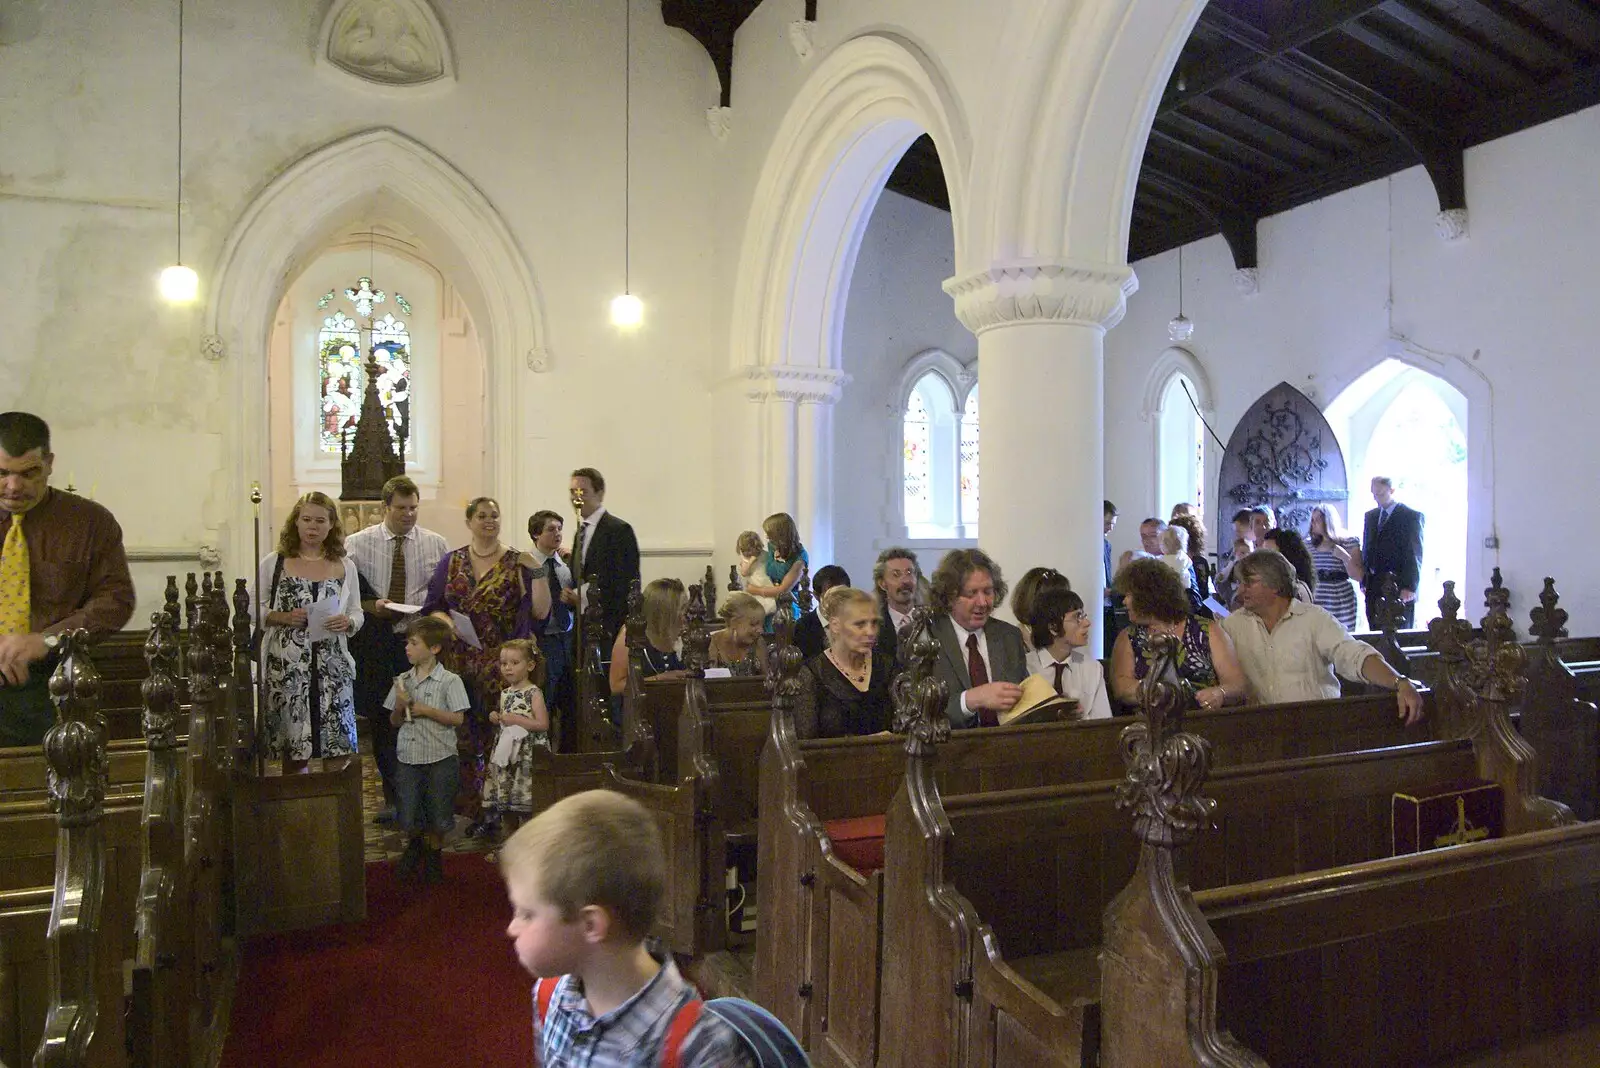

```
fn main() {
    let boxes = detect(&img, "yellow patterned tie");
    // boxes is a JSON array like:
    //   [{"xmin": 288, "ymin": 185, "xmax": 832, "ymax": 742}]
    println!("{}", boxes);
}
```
[{"xmin": 0, "ymin": 520, "xmax": 29, "ymax": 636}]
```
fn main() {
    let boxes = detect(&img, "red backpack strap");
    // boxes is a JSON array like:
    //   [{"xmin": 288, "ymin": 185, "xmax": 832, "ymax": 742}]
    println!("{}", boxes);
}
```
[
  {"xmin": 534, "ymin": 976, "xmax": 561, "ymax": 1026},
  {"xmin": 660, "ymin": 998, "xmax": 704, "ymax": 1068}
]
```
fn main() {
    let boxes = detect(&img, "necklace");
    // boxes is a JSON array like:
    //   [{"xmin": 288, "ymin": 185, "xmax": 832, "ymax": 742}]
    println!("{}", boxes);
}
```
[
  {"xmin": 828, "ymin": 649, "xmax": 870, "ymax": 685},
  {"xmin": 469, "ymin": 542, "xmax": 502, "ymax": 560}
]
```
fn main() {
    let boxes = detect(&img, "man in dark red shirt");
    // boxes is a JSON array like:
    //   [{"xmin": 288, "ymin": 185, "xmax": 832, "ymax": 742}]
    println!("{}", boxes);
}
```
[{"xmin": 0, "ymin": 412, "xmax": 135, "ymax": 745}]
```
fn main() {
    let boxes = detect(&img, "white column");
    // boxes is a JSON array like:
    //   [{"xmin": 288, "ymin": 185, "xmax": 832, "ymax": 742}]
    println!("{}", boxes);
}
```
[
  {"xmin": 945, "ymin": 261, "xmax": 1137, "ymax": 655},
  {"xmin": 745, "ymin": 364, "xmax": 848, "ymax": 552},
  {"xmin": 796, "ymin": 398, "xmax": 835, "ymax": 567}
]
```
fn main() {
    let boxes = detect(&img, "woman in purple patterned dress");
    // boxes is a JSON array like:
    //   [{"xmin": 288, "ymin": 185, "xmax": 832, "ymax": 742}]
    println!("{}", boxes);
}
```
[{"xmin": 424, "ymin": 497, "xmax": 550, "ymax": 831}]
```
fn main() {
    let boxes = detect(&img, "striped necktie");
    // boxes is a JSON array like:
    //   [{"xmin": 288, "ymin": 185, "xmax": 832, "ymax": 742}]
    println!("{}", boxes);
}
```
[
  {"xmin": 387, "ymin": 535, "xmax": 408, "ymax": 603},
  {"xmin": 0, "ymin": 520, "xmax": 30, "ymax": 636}
]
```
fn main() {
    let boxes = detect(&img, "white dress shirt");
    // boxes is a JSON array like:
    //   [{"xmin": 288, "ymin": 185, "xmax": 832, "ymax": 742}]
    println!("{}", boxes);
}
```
[
  {"xmin": 955, "ymin": 620, "xmax": 991, "ymax": 720},
  {"xmin": 1025, "ymin": 646, "xmax": 1112, "ymax": 720},
  {"xmin": 886, "ymin": 604, "xmax": 913, "ymax": 635},
  {"xmin": 345, "ymin": 522, "xmax": 450, "ymax": 634},
  {"xmin": 575, "ymin": 506, "xmax": 607, "ymax": 611},
  {"xmin": 1220, "ymin": 599, "xmax": 1381, "ymax": 704}
]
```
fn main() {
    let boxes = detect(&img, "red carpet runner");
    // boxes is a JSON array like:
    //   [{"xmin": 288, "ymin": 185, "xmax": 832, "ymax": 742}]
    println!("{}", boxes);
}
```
[{"xmin": 221, "ymin": 853, "xmax": 533, "ymax": 1067}]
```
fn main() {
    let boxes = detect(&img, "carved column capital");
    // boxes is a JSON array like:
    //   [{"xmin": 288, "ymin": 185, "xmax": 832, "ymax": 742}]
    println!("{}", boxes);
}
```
[
  {"xmin": 745, "ymin": 364, "xmax": 849, "ymax": 404},
  {"xmin": 943, "ymin": 258, "xmax": 1137, "ymax": 335}
]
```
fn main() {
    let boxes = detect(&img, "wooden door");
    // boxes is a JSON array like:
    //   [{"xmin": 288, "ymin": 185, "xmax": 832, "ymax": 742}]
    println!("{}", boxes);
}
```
[{"xmin": 1217, "ymin": 382, "xmax": 1349, "ymax": 538}]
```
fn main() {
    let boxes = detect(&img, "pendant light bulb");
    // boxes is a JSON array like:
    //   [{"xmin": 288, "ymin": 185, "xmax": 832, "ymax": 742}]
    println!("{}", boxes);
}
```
[
  {"xmin": 160, "ymin": 264, "xmax": 199, "ymax": 304},
  {"xmin": 1167, "ymin": 243, "xmax": 1193, "ymax": 342},
  {"xmin": 610, "ymin": 292, "xmax": 644, "ymax": 329}
]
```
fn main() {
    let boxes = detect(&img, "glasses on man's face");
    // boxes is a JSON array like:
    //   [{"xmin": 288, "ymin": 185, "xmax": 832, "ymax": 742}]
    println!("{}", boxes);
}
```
[{"xmin": 1065, "ymin": 611, "xmax": 1090, "ymax": 625}]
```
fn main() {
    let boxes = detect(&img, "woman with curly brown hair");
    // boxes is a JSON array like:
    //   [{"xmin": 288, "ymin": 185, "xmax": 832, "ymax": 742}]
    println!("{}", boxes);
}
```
[
  {"xmin": 1109, "ymin": 557, "xmax": 1246, "ymax": 713},
  {"xmin": 257, "ymin": 491, "xmax": 365, "ymax": 773}
]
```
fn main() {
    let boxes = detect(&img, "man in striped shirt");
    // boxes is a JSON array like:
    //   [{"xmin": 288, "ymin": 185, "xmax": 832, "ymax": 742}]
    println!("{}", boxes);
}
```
[{"xmin": 346, "ymin": 476, "xmax": 449, "ymax": 823}]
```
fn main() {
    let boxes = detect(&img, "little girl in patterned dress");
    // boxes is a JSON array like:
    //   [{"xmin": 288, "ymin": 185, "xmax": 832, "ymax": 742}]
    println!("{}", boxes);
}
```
[{"xmin": 482, "ymin": 639, "xmax": 550, "ymax": 841}]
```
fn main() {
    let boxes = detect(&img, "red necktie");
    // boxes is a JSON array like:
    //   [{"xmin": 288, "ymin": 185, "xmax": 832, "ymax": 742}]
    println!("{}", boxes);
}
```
[
  {"xmin": 1052, "ymin": 661, "xmax": 1067, "ymax": 697},
  {"xmin": 967, "ymin": 633, "xmax": 996, "ymax": 727}
]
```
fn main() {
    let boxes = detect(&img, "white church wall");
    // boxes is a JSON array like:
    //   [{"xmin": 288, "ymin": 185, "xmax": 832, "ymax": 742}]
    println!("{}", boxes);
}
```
[
  {"xmin": 1104, "ymin": 103, "xmax": 1600, "ymax": 632},
  {"xmin": 0, "ymin": 0, "xmax": 728, "ymax": 616},
  {"xmin": 833, "ymin": 190, "xmax": 974, "ymax": 587}
]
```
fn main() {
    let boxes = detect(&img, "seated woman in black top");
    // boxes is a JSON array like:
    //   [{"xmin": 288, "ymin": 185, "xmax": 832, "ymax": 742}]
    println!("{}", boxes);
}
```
[
  {"xmin": 794, "ymin": 586, "xmax": 897, "ymax": 739},
  {"xmin": 607, "ymin": 577, "xmax": 688, "ymax": 694}
]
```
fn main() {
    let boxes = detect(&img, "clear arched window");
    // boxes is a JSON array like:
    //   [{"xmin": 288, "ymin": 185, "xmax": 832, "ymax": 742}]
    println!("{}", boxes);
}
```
[
  {"xmin": 1157, "ymin": 373, "xmax": 1203, "ymax": 519},
  {"xmin": 959, "ymin": 385, "xmax": 979, "ymax": 531}
]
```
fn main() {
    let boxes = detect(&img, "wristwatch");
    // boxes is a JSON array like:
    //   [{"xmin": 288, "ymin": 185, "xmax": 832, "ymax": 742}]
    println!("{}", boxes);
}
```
[{"xmin": 1393, "ymin": 675, "xmax": 1416, "ymax": 690}]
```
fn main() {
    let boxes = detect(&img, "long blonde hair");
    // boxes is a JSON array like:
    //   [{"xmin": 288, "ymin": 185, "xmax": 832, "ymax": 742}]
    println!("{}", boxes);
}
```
[
  {"xmin": 641, "ymin": 578, "xmax": 687, "ymax": 651},
  {"xmin": 275, "ymin": 492, "xmax": 346, "ymax": 559}
]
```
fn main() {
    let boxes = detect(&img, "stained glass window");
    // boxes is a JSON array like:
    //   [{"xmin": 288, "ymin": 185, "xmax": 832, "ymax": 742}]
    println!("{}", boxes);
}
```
[
  {"xmin": 903, "ymin": 387, "xmax": 932, "ymax": 527},
  {"xmin": 959, "ymin": 386, "xmax": 980, "ymax": 528},
  {"xmin": 317, "ymin": 310, "xmax": 413, "ymax": 456}
]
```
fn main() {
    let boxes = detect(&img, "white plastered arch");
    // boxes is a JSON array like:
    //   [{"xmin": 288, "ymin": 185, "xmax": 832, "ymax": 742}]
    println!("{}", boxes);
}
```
[
  {"xmin": 1140, "ymin": 345, "xmax": 1215, "ymax": 518},
  {"xmin": 968, "ymin": 0, "xmax": 1205, "ymax": 268},
  {"xmin": 728, "ymin": 32, "xmax": 971, "ymax": 376},
  {"xmin": 205, "ymin": 127, "xmax": 550, "ymax": 568}
]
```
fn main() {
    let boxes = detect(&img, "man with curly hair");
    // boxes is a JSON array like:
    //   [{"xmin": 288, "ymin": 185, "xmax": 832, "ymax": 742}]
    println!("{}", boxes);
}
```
[{"xmin": 927, "ymin": 548, "xmax": 1027, "ymax": 728}]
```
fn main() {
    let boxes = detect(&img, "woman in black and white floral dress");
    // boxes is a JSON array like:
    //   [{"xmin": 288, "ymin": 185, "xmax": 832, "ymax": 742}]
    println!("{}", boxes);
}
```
[{"xmin": 257, "ymin": 491, "xmax": 364, "ymax": 772}]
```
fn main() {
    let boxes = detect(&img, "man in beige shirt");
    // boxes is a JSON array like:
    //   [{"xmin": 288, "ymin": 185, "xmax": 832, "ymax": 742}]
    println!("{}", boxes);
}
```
[{"xmin": 1220, "ymin": 549, "xmax": 1423, "ymax": 725}]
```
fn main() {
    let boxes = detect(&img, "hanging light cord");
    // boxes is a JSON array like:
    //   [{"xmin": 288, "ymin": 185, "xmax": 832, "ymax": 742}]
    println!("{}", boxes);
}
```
[
  {"xmin": 175, "ymin": 0, "xmax": 185, "ymax": 265},
  {"xmin": 623, "ymin": 0, "xmax": 631, "ymax": 294}
]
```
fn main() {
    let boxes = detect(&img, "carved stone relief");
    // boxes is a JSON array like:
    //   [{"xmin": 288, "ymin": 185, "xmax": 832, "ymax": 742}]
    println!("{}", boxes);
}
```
[{"xmin": 320, "ymin": 0, "xmax": 454, "ymax": 91}]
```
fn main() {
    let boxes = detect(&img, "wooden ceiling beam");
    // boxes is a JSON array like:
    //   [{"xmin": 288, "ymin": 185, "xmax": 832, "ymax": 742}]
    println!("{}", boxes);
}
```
[
  {"xmin": 1227, "ymin": 76, "xmax": 1367, "ymax": 152},
  {"xmin": 659, "ymin": 0, "xmax": 762, "ymax": 108},
  {"xmin": 1186, "ymin": 96, "xmax": 1337, "ymax": 166},
  {"xmin": 1144, "ymin": 128, "xmax": 1257, "ymax": 187},
  {"xmin": 1449, "ymin": 0, "xmax": 1590, "ymax": 66},
  {"xmin": 1140, "ymin": 169, "xmax": 1260, "ymax": 270},
  {"xmin": 1338, "ymin": 21, "xmax": 1486, "ymax": 99},
  {"xmin": 1380, "ymin": 1, "xmax": 1535, "ymax": 89},
  {"xmin": 1163, "ymin": 1, "xmax": 1393, "ymax": 112},
  {"xmin": 1162, "ymin": 110, "xmax": 1308, "ymax": 175}
]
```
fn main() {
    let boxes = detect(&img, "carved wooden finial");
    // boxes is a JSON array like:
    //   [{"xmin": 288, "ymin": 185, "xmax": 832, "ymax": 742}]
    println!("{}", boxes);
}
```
[
  {"xmin": 702, "ymin": 565, "xmax": 718, "ymax": 622},
  {"xmin": 892, "ymin": 607, "xmax": 948, "ymax": 755},
  {"xmin": 1369, "ymin": 573, "xmax": 1404, "ymax": 639},
  {"xmin": 624, "ymin": 579, "xmax": 645, "ymax": 647},
  {"xmin": 1427, "ymin": 580, "xmax": 1472, "ymax": 659},
  {"xmin": 141, "ymin": 611, "xmax": 181, "ymax": 752},
  {"xmin": 163, "ymin": 575, "xmax": 181, "ymax": 631},
  {"xmin": 233, "ymin": 578, "xmax": 252, "ymax": 656},
  {"xmin": 683, "ymin": 582, "xmax": 711, "ymax": 675},
  {"xmin": 1529, "ymin": 577, "xmax": 1567, "ymax": 645},
  {"xmin": 1115, "ymin": 633, "xmax": 1216, "ymax": 848},
  {"xmin": 794, "ymin": 563, "xmax": 814, "ymax": 618},
  {"xmin": 1461, "ymin": 568, "xmax": 1525, "ymax": 707},
  {"xmin": 44, "ymin": 630, "xmax": 107, "ymax": 826},
  {"xmin": 768, "ymin": 603, "xmax": 807, "ymax": 719},
  {"xmin": 36, "ymin": 629, "xmax": 109, "ymax": 1066},
  {"xmin": 201, "ymin": 571, "xmax": 214, "ymax": 600},
  {"xmin": 728, "ymin": 564, "xmax": 741, "ymax": 593},
  {"xmin": 184, "ymin": 572, "xmax": 200, "ymax": 632}
]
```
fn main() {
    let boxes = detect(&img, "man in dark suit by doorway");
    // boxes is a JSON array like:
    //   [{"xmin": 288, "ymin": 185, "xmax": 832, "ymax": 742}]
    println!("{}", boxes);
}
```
[
  {"xmin": 927, "ymin": 548, "xmax": 1027, "ymax": 728},
  {"xmin": 1361, "ymin": 475, "xmax": 1425, "ymax": 628},
  {"xmin": 566, "ymin": 467, "xmax": 641, "ymax": 663}
]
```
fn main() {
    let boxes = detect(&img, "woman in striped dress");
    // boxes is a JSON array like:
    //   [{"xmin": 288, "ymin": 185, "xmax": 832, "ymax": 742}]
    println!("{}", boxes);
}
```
[{"xmin": 1308, "ymin": 503, "xmax": 1362, "ymax": 630}]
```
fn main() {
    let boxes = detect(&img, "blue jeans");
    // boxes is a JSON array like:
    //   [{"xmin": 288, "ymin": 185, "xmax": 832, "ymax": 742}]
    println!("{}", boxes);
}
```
[{"xmin": 395, "ymin": 755, "xmax": 459, "ymax": 836}]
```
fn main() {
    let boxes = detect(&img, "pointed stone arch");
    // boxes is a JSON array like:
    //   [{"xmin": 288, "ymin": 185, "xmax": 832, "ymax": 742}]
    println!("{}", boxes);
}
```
[{"xmin": 205, "ymin": 126, "xmax": 550, "ymax": 566}]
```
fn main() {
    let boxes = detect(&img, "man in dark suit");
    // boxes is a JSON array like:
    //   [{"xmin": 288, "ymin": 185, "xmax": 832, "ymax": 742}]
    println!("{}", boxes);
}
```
[
  {"xmin": 795, "ymin": 564, "xmax": 849, "ymax": 660},
  {"xmin": 873, "ymin": 546, "xmax": 922, "ymax": 663},
  {"xmin": 567, "ymin": 467, "xmax": 641, "ymax": 662},
  {"xmin": 927, "ymin": 548, "xmax": 1027, "ymax": 728},
  {"xmin": 1361, "ymin": 475, "xmax": 1425, "ymax": 628}
]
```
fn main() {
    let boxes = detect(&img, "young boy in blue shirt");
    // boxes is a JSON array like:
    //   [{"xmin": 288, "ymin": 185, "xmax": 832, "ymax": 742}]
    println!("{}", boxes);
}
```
[{"xmin": 386, "ymin": 615, "xmax": 471, "ymax": 884}]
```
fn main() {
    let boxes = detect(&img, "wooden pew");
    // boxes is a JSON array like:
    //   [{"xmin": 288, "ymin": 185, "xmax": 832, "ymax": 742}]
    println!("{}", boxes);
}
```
[
  {"xmin": 755, "ymin": 604, "xmax": 1437, "ymax": 1061},
  {"xmin": 1523, "ymin": 577, "xmax": 1600, "ymax": 819},
  {"xmin": 0, "ymin": 632, "xmax": 128, "ymax": 1068},
  {"xmin": 608, "ymin": 579, "xmax": 769, "ymax": 957},
  {"xmin": 1100, "ymin": 615, "xmax": 1600, "ymax": 1068}
]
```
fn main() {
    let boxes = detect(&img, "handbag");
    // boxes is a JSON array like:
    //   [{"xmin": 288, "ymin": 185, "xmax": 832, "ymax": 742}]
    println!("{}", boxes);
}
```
[{"xmin": 249, "ymin": 553, "xmax": 286, "ymax": 659}]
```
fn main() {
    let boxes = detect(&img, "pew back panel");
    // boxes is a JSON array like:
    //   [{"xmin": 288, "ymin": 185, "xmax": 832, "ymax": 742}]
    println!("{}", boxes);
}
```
[{"xmin": 1201, "ymin": 821, "xmax": 1600, "ymax": 1067}]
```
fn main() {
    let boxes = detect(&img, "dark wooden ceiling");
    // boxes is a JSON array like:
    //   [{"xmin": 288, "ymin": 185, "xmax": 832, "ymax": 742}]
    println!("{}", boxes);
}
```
[
  {"xmin": 663, "ymin": 1, "xmax": 1600, "ymax": 266},
  {"xmin": 887, "ymin": 0, "xmax": 1600, "ymax": 265}
]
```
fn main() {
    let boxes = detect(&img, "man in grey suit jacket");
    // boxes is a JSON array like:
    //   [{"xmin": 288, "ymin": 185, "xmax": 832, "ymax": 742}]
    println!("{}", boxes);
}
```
[{"xmin": 928, "ymin": 548, "xmax": 1027, "ymax": 728}]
